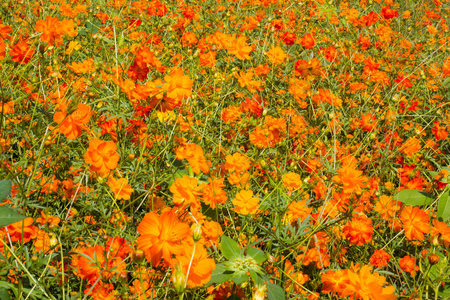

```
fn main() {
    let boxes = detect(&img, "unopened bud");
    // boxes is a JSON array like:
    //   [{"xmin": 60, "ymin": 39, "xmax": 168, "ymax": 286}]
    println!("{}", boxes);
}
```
[
  {"xmin": 132, "ymin": 249, "xmax": 146, "ymax": 264},
  {"xmin": 428, "ymin": 254, "xmax": 439, "ymax": 265},
  {"xmin": 49, "ymin": 235, "xmax": 58, "ymax": 248},
  {"xmin": 253, "ymin": 284, "xmax": 267, "ymax": 300},
  {"xmin": 192, "ymin": 223, "xmax": 202, "ymax": 242},
  {"xmin": 171, "ymin": 264, "xmax": 186, "ymax": 293}
]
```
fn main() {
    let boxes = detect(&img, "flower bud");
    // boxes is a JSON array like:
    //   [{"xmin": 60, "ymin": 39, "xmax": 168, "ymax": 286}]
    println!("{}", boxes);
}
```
[
  {"xmin": 171, "ymin": 264, "xmax": 186, "ymax": 293},
  {"xmin": 192, "ymin": 223, "xmax": 202, "ymax": 242},
  {"xmin": 49, "ymin": 235, "xmax": 58, "ymax": 248},
  {"xmin": 253, "ymin": 284, "xmax": 267, "ymax": 300},
  {"xmin": 132, "ymin": 249, "xmax": 146, "ymax": 264},
  {"xmin": 428, "ymin": 254, "xmax": 439, "ymax": 265}
]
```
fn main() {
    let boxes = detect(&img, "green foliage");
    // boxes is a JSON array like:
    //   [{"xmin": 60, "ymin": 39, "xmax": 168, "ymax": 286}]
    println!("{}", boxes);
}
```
[
  {"xmin": 438, "ymin": 189, "xmax": 450, "ymax": 222},
  {"xmin": 0, "ymin": 180, "xmax": 25, "ymax": 227},
  {"xmin": 208, "ymin": 236, "xmax": 285, "ymax": 300},
  {"xmin": 393, "ymin": 189, "xmax": 435, "ymax": 206}
]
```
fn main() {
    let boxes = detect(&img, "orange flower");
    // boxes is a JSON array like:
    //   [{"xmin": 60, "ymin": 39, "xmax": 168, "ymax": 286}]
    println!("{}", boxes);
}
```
[
  {"xmin": 222, "ymin": 105, "xmax": 242, "ymax": 125},
  {"xmin": 400, "ymin": 206, "xmax": 429, "ymax": 241},
  {"xmin": 284, "ymin": 261, "xmax": 309, "ymax": 294},
  {"xmin": 224, "ymin": 153, "xmax": 251, "ymax": 173},
  {"xmin": 107, "ymin": 177, "xmax": 134, "ymax": 200},
  {"xmin": 59, "ymin": 19, "xmax": 78, "ymax": 38},
  {"xmin": 83, "ymin": 282, "xmax": 115, "ymax": 300},
  {"xmin": 201, "ymin": 178, "xmax": 228, "ymax": 208},
  {"xmin": 6, "ymin": 217, "xmax": 35, "ymax": 243},
  {"xmin": 249, "ymin": 126, "xmax": 273, "ymax": 149},
  {"xmin": 202, "ymin": 220, "xmax": 223, "ymax": 247},
  {"xmin": 347, "ymin": 265, "xmax": 398, "ymax": 300},
  {"xmin": 369, "ymin": 249, "xmax": 391, "ymax": 268},
  {"xmin": 343, "ymin": 216, "xmax": 373, "ymax": 246},
  {"xmin": 399, "ymin": 255, "xmax": 418, "ymax": 276},
  {"xmin": 294, "ymin": 58, "xmax": 323, "ymax": 78},
  {"xmin": 169, "ymin": 175, "xmax": 204, "ymax": 211},
  {"xmin": 54, "ymin": 103, "xmax": 92, "ymax": 140},
  {"xmin": 374, "ymin": 195, "xmax": 401, "ymax": 220},
  {"xmin": 286, "ymin": 200, "xmax": 312, "ymax": 223},
  {"xmin": 431, "ymin": 121, "xmax": 448, "ymax": 141},
  {"xmin": 322, "ymin": 266, "xmax": 397, "ymax": 299},
  {"xmin": 176, "ymin": 244, "xmax": 216, "ymax": 287},
  {"xmin": 33, "ymin": 229, "xmax": 58, "ymax": 253},
  {"xmin": 228, "ymin": 171, "xmax": 251, "ymax": 189},
  {"xmin": 129, "ymin": 267, "xmax": 159, "ymax": 300},
  {"xmin": 235, "ymin": 71, "xmax": 262, "ymax": 93},
  {"xmin": 181, "ymin": 31, "xmax": 198, "ymax": 47},
  {"xmin": 76, "ymin": 245, "xmax": 127, "ymax": 284},
  {"xmin": 163, "ymin": 68, "xmax": 194, "ymax": 102},
  {"xmin": 399, "ymin": 137, "xmax": 422, "ymax": 158},
  {"xmin": 9, "ymin": 41, "xmax": 34, "ymax": 64},
  {"xmin": 282, "ymin": 172, "xmax": 302, "ymax": 192},
  {"xmin": 199, "ymin": 51, "xmax": 217, "ymax": 68},
  {"xmin": 84, "ymin": 139, "xmax": 120, "ymax": 175},
  {"xmin": 288, "ymin": 78, "xmax": 311, "ymax": 102},
  {"xmin": 266, "ymin": 46, "xmax": 287, "ymax": 64},
  {"xmin": 137, "ymin": 209, "xmax": 190, "ymax": 267},
  {"xmin": 36, "ymin": 211, "xmax": 60, "ymax": 228},
  {"xmin": 313, "ymin": 89, "xmax": 342, "ymax": 108},
  {"xmin": 360, "ymin": 112, "xmax": 378, "ymax": 132},
  {"xmin": 228, "ymin": 35, "xmax": 253, "ymax": 60},
  {"xmin": 333, "ymin": 165, "xmax": 367, "ymax": 195},
  {"xmin": 0, "ymin": 39, "xmax": 7, "ymax": 61},
  {"xmin": 67, "ymin": 59, "xmax": 96, "ymax": 74},
  {"xmin": 430, "ymin": 219, "xmax": 450, "ymax": 247},
  {"xmin": 175, "ymin": 143, "xmax": 209, "ymax": 175},
  {"xmin": 0, "ymin": 23, "xmax": 11, "ymax": 39},
  {"xmin": 35, "ymin": 16, "xmax": 63, "ymax": 46},
  {"xmin": 321, "ymin": 269, "xmax": 352, "ymax": 298},
  {"xmin": 300, "ymin": 33, "xmax": 316, "ymax": 49},
  {"xmin": 232, "ymin": 190, "xmax": 259, "ymax": 215}
]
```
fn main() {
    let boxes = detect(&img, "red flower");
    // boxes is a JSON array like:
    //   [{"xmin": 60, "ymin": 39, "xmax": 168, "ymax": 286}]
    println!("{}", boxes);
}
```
[
  {"xmin": 400, "ymin": 206, "xmax": 430, "ymax": 241},
  {"xmin": 399, "ymin": 255, "xmax": 418, "ymax": 276},
  {"xmin": 381, "ymin": 6, "xmax": 399, "ymax": 20},
  {"xmin": 432, "ymin": 121, "xmax": 448, "ymax": 141},
  {"xmin": 300, "ymin": 33, "xmax": 316, "ymax": 49},
  {"xmin": 280, "ymin": 32, "xmax": 296, "ymax": 45},
  {"xmin": 343, "ymin": 217, "xmax": 373, "ymax": 246},
  {"xmin": 369, "ymin": 249, "xmax": 391, "ymax": 268},
  {"xmin": 9, "ymin": 42, "xmax": 34, "ymax": 64}
]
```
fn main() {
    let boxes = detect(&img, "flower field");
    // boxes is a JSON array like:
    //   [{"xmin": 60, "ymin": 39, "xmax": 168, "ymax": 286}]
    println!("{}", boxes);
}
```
[{"xmin": 1, "ymin": 0, "xmax": 450, "ymax": 299}]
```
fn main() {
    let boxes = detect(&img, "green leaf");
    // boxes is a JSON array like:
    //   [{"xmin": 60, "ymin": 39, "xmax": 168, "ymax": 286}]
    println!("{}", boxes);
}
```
[
  {"xmin": 267, "ymin": 282, "xmax": 285, "ymax": 300},
  {"xmin": 207, "ymin": 264, "xmax": 229, "ymax": 286},
  {"xmin": 0, "ymin": 207, "xmax": 26, "ymax": 227},
  {"xmin": 442, "ymin": 77, "xmax": 450, "ymax": 89},
  {"xmin": 248, "ymin": 269, "xmax": 268, "ymax": 286},
  {"xmin": 438, "ymin": 286, "xmax": 450, "ymax": 299},
  {"xmin": 393, "ymin": 189, "xmax": 434, "ymax": 206},
  {"xmin": 230, "ymin": 270, "xmax": 249, "ymax": 285},
  {"xmin": 438, "ymin": 189, "xmax": 450, "ymax": 221},
  {"xmin": 0, "ymin": 287, "xmax": 10, "ymax": 300},
  {"xmin": 0, "ymin": 180, "xmax": 11, "ymax": 202},
  {"xmin": 221, "ymin": 236, "xmax": 242, "ymax": 260},
  {"xmin": 86, "ymin": 20, "xmax": 101, "ymax": 34},
  {"xmin": 246, "ymin": 247, "xmax": 267, "ymax": 264}
]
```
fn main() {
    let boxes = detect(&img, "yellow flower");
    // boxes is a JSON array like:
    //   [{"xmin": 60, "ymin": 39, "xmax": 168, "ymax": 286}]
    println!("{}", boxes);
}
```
[{"xmin": 65, "ymin": 40, "xmax": 81, "ymax": 55}]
